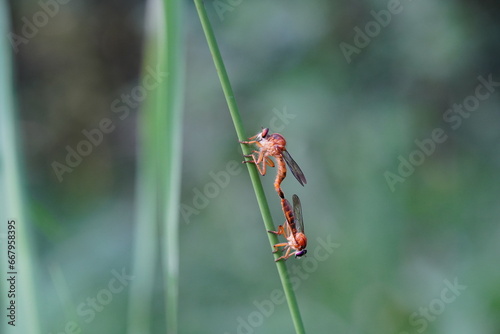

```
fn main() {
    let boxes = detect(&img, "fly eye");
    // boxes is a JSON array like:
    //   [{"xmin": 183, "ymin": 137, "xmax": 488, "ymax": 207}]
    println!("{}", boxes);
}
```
[
  {"xmin": 295, "ymin": 250, "xmax": 307, "ymax": 258},
  {"xmin": 261, "ymin": 128, "xmax": 269, "ymax": 138}
]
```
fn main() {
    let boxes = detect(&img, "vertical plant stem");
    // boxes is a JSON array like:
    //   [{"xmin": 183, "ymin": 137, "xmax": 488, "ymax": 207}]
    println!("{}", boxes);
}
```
[
  {"xmin": 159, "ymin": 0, "xmax": 184, "ymax": 333},
  {"xmin": 193, "ymin": 2, "xmax": 306, "ymax": 333},
  {"xmin": 0, "ymin": 1, "xmax": 40, "ymax": 334},
  {"xmin": 128, "ymin": 0, "xmax": 184, "ymax": 333},
  {"xmin": 127, "ymin": 1, "xmax": 162, "ymax": 333}
]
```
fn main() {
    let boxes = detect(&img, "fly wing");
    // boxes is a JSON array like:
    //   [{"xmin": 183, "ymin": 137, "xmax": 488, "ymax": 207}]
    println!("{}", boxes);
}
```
[
  {"xmin": 282, "ymin": 150, "xmax": 307, "ymax": 186},
  {"xmin": 292, "ymin": 194, "xmax": 304, "ymax": 233}
]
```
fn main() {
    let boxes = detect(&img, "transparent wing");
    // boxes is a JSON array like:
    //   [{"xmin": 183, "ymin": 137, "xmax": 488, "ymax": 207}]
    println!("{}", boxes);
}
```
[
  {"xmin": 292, "ymin": 194, "xmax": 304, "ymax": 233},
  {"xmin": 282, "ymin": 150, "xmax": 307, "ymax": 186}
]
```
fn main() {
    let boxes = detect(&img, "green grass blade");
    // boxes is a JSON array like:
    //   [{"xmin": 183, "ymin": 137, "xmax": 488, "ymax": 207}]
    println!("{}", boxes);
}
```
[
  {"xmin": 0, "ymin": 1, "xmax": 40, "ymax": 333},
  {"xmin": 128, "ymin": 0, "xmax": 184, "ymax": 332},
  {"xmin": 126, "ymin": 1, "xmax": 163, "ymax": 333},
  {"xmin": 159, "ymin": 0, "xmax": 184, "ymax": 333},
  {"xmin": 193, "ymin": 2, "xmax": 306, "ymax": 333}
]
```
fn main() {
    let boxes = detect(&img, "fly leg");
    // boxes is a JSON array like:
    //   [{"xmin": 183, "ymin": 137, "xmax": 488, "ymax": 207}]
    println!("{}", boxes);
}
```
[
  {"xmin": 268, "ymin": 226, "xmax": 286, "ymax": 254},
  {"xmin": 268, "ymin": 225, "xmax": 285, "ymax": 236},
  {"xmin": 241, "ymin": 150, "xmax": 259, "ymax": 165},
  {"xmin": 239, "ymin": 132, "xmax": 260, "ymax": 144},
  {"xmin": 242, "ymin": 151, "xmax": 265, "ymax": 175},
  {"xmin": 239, "ymin": 139, "xmax": 258, "ymax": 145},
  {"xmin": 270, "ymin": 243, "xmax": 287, "ymax": 254},
  {"xmin": 274, "ymin": 247, "xmax": 292, "ymax": 262},
  {"xmin": 243, "ymin": 152, "xmax": 274, "ymax": 176}
]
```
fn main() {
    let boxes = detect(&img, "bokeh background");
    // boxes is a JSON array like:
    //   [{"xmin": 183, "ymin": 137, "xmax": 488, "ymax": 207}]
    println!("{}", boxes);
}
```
[{"xmin": 2, "ymin": 0, "xmax": 500, "ymax": 333}]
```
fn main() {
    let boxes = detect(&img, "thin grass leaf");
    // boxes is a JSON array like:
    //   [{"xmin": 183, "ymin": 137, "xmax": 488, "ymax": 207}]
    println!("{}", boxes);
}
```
[
  {"xmin": 0, "ymin": 1, "xmax": 40, "ymax": 333},
  {"xmin": 159, "ymin": 0, "xmax": 184, "ymax": 333},
  {"xmin": 193, "ymin": 1, "xmax": 306, "ymax": 333},
  {"xmin": 126, "ymin": 1, "xmax": 162, "ymax": 332}
]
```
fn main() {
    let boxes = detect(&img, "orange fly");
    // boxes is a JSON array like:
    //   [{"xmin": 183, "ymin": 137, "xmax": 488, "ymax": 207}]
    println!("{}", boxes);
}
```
[
  {"xmin": 240, "ymin": 128, "xmax": 307, "ymax": 198},
  {"xmin": 268, "ymin": 194, "xmax": 307, "ymax": 261}
]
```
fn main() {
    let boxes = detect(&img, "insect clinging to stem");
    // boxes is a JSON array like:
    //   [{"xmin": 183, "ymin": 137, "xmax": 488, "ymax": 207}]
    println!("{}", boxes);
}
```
[
  {"xmin": 268, "ymin": 194, "xmax": 307, "ymax": 262},
  {"xmin": 239, "ymin": 128, "xmax": 306, "ymax": 199}
]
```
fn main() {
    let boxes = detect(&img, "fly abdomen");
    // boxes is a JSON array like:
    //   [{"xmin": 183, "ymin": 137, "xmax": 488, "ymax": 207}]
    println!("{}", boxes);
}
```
[
  {"xmin": 281, "ymin": 198, "xmax": 294, "ymax": 227},
  {"xmin": 274, "ymin": 157, "xmax": 287, "ymax": 198}
]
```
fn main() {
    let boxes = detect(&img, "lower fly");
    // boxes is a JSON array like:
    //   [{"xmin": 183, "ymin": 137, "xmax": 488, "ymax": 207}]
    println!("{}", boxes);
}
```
[{"xmin": 268, "ymin": 194, "xmax": 307, "ymax": 261}]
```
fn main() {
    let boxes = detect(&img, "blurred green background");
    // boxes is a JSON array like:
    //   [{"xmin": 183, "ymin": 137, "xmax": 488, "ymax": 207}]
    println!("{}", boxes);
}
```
[{"xmin": 2, "ymin": 0, "xmax": 500, "ymax": 333}]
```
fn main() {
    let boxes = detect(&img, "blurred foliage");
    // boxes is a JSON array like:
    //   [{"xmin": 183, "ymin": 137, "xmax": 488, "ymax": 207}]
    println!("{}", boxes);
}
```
[{"xmin": 6, "ymin": 0, "xmax": 500, "ymax": 333}]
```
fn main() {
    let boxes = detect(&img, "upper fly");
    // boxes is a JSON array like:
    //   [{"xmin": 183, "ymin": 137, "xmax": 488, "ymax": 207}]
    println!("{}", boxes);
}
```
[{"xmin": 240, "ymin": 128, "xmax": 307, "ymax": 199}]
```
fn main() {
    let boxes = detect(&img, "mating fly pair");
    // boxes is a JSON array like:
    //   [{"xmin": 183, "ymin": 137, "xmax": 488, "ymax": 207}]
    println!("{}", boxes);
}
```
[{"xmin": 240, "ymin": 128, "xmax": 308, "ymax": 261}]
